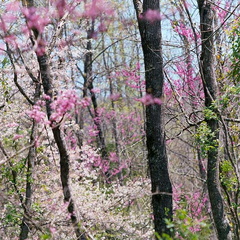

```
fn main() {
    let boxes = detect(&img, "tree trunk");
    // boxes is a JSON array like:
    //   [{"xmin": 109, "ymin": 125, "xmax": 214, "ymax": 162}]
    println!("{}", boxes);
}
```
[
  {"xmin": 197, "ymin": 1, "xmax": 232, "ymax": 239},
  {"xmin": 38, "ymin": 53, "xmax": 87, "ymax": 240},
  {"xmin": 19, "ymin": 83, "xmax": 41, "ymax": 240},
  {"xmin": 83, "ymin": 20, "xmax": 108, "ymax": 161},
  {"xmin": 24, "ymin": 1, "xmax": 87, "ymax": 239},
  {"xmin": 133, "ymin": 0, "xmax": 173, "ymax": 237}
]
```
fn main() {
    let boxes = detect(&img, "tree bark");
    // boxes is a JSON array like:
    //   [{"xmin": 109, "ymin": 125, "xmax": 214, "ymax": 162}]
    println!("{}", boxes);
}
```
[
  {"xmin": 133, "ymin": 0, "xmax": 173, "ymax": 237},
  {"xmin": 38, "ymin": 53, "xmax": 87, "ymax": 240},
  {"xmin": 23, "ymin": 1, "xmax": 87, "ymax": 239},
  {"xmin": 197, "ymin": 1, "xmax": 232, "ymax": 239}
]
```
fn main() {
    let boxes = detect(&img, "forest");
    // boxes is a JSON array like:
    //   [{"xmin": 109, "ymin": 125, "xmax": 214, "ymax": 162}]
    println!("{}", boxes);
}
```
[{"xmin": 0, "ymin": 0, "xmax": 239, "ymax": 239}]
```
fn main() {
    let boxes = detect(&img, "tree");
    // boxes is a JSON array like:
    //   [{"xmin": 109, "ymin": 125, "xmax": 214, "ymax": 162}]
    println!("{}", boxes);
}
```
[
  {"xmin": 17, "ymin": 0, "xmax": 87, "ymax": 239},
  {"xmin": 133, "ymin": 0, "xmax": 173, "ymax": 237},
  {"xmin": 0, "ymin": 0, "xmax": 239, "ymax": 239},
  {"xmin": 197, "ymin": 0, "xmax": 232, "ymax": 239}
]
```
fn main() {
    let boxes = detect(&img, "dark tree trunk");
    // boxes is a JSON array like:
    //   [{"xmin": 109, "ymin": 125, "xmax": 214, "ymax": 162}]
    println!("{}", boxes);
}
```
[
  {"xmin": 37, "ymin": 54, "xmax": 87, "ymax": 240},
  {"xmin": 133, "ymin": 0, "xmax": 173, "ymax": 237},
  {"xmin": 23, "ymin": 1, "xmax": 87, "ymax": 239},
  {"xmin": 197, "ymin": 1, "xmax": 232, "ymax": 239}
]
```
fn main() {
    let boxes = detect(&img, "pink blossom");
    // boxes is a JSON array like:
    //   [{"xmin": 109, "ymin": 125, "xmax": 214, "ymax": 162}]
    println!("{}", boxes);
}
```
[
  {"xmin": 49, "ymin": 227, "xmax": 57, "ymax": 234},
  {"xmin": 135, "ymin": 94, "xmax": 162, "ymax": 105},
  {"xmin": 110, "ymin": 93, "xmax": 121, "ymax": 101},
  {"xmin": 26, "ymin": 105, "xmax": 46, "ymax": 123},
  {"xmin": 91, "ymin": 88, "xmax": 101, "ymax": 94},
  {"xmin": 79, "ymin": 97, "xmax": 91, "ymax": 107},
  {"xmin": 55, "ymin": 0, "xmax": 66, "ymax": 18},
  {"xmin": 174, "ymin": 23, "xmax": 193, "ymax": 39},
  {"xmin": 36, "ymin": 100, "xmax": 46, "ymax": 106},
  {"xmin": 109, "ymin": 152, "xmax": 119, "ymax": 163},
  {"xmin": 190, "ymin": 226, "xmax": 201, "ymax": 233},
  {"xmin": 136, "ymin": 62, "xmax": 141, "ymax": 71},
  {"xmin": 22, "ymin": 7, "xmax": 50, "ymax": 33},
  {"xmin": 214, "ymin": 1, "xmax": 230, "ymax": 23},
  {"xmin": 1, "ymin": 14, "xmax": 17, "ymax": 24},
  {"xmin": 34, "ymin": 137, "xmax": 40, "ymax": 148},
  {"xmin": 140, "ymin": 9, "xmax": 162, "ymax": 23},
  {"xmin": 83, "ymin": 0, "xmax": 114, "ymax": 20},
  {"xmin": 13, "ymin": 134, "xmax": 24, "ymax": 140},
  {"xmin": 114, "ymin": 64, "xmax": 144, "ymax": 91},
  {"xmin": 88, "ymin": 128, "xmax": 99, "ymax": 137},
  {"xmin": 4, "ymin": 35, "xmax": 17, "ymax": 46},
  {"xmin": 98, "ymin": 22, "xmax": 107, "ymax": 32},
  {"xmin": 35, "ymin": 38, "xmax": 46, "ymax": 56},
  {"xmin": 0, "ymin": 19, "xmax": 7, "ymax": 32},
  {"xmin": 166, "ymin": 139, "xmax": 172, "ymax": 145},
  {"xmin": 110, "ymin": 163, "xmax": 126, "ymax": 177},
  {"xmin": 0, "ymin": 11, "xmax": 18, "ymax": 33},
  {"xmin": 50, "ymin": 90, "xmax": 79, "ymax": 122},
  {"xmin": 6, "ymin": 1, "xmax": 20, "ymax": 12},
  {"xmin": 100, "ymin": 160, "xmax": 110, "ymax": 173},
  {"xmin": 110, "ymin": 168, "xmax": 121, "ymax": 176},
  {"xmin": 43, "ymin": 94, "xmax": 51, "ymax": 100}
]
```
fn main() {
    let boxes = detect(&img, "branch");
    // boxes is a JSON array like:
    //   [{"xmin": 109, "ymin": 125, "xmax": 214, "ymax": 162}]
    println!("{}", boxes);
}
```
[
  {"xmin": 0, "ymin": 141, "xmax": 35, "ymax": 166},
  {"xmin": 6, "ymin": 44, "xmax": 34, "ymax": 105},
  {"xmin": 223, "ymin": 117, "xmax": 240, "ymax": 123},
  {"xmin": 47, "ymin": 12, "xmax": 70, "ymax": 56},
  {"xmin": 88, "ymin": 34, "xmax": 136, "ymax": 68},
  {"xmin": 17, "ymin": 48, "xmax": 39, "ymax": 83}
]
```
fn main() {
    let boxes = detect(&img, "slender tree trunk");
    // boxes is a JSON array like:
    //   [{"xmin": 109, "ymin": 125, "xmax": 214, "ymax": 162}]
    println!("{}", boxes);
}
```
[
  {"xmin": 175, "ymin": 1, "xmax": 207, "ymax": 185},
  {"xmin": 83, "ymin": 20, "xmax": 107, "ymax": 161},
  {"xmin": 133, "ymin": 0, "xmax": 173, "ymax": 237},
  {"xmin": 38, "ymin": 53, "xmax": 87, "ymax": 240},
  {"xmin": 19, "ymin": 83, "xmax": 41, "ymax": 240},
  {"xmin": 197, "ymin": 1, "xmax": 232, "ymax": 239},
  {"xmin": 102, "ymin": 50, "xmax": 122, "ymax": 181},
  {"xmin": 24, "ymin": 1, "xmax": 87, "ymax": 239},
  {"xmin": 100, "ymin": 34, "xmax": 123, "ymax": 180}
]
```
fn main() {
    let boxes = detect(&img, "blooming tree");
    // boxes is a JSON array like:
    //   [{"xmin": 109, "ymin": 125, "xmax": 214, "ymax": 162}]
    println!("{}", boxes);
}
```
[{"xmin": 0, "ymin": 0, "xmax": 239, "ymax": 239}]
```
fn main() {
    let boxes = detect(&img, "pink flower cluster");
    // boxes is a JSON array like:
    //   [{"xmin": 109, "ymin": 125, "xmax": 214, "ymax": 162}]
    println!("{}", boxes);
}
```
[
  {"xmin": 50, "ymin": 90, "xmax": 90, "ymax": 122},
  {"xmin": 0, "ymin": 2, "xmax": 19, "ymax": 33},
  {"xmin": 50, "ymin": 90, "xmax": 78, "ymax": 122},
  {"xmin": 26, "ymin": 105, "xmax": 46, "ymax": 123},
  {"xmin": 113, "ymin": 63, "xmax": 144, "ymax": 91},
  {"xmin": 13, "ymin": 134, "xmax": 24, "ymax": 140},
  {"xmin": 92, "ymin": 151, "xmax": 126, "ymax": 179},
  {"xmin": 174, "ymin": 22, "xmax": 200, "ymax": 41},
  {"xmin": 109, "ymin": 93, "xmax": 121, "ymax": 101},
  {"xmin": 140, "ymin": 9, "xmax": 162, "ymax": 23},
  {"xmin": 22, "ymin": 7, "xmax": 50, "ymax": 33},
  {"xmin": 83, "ymin": 0, "xmax": 115, "ymax": 20},
  {"xmin": 214, "ymin": 1, "xmax": 230, "ymax": 24},
  {"xmin": 173, "ymin": 187, "xmax": 209, "ymax": 233},
  {"xmin": 135, "ymin": 94, "xmax": 162, "ymax": 105},
  {"xmin": 55, "ymin": 0, "xmax": 66, "ymax": 18}
]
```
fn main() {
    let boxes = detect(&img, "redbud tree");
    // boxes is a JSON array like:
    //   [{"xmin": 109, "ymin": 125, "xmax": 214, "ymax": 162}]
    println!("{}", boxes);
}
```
[{"xmin": 0, "ymin": 0, "xmax": 239, "ymax": 239}]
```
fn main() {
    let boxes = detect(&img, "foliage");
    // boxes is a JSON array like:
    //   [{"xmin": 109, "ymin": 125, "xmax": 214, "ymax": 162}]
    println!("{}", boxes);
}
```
[
  {"xmin": 155, "ymin": 190, "xmax": 211, "ymax": 240},
  {"xmin": 229, "ymin": 18, "xmax": 240, "ymax": 83},
  {"xmin": 195, "ymin": 121, "xmax": 218, "ymax": 158}
]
